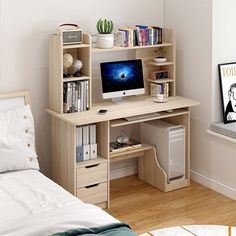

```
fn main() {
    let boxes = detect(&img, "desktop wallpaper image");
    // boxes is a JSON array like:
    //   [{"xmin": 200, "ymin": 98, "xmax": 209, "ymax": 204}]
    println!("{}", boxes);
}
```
[{"xmin": 101, "ymin": 60, "xmax": 144, "ymax": 93}]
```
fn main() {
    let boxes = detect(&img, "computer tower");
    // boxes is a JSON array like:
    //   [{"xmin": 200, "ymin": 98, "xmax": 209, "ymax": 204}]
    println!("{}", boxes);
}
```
[{"xmin": 141, "ymin": 120, "xmax": 185, "ymax": 182}]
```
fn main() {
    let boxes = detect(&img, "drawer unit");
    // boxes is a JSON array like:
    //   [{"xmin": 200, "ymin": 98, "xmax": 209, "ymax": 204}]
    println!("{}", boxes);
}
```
[
  {"xmin": 77, "ymin": 182, "xmax": 108, "ymax": 204},
  {"xmin": 76, "ymin": 162, "xmax": 108, "ymax": 188}
]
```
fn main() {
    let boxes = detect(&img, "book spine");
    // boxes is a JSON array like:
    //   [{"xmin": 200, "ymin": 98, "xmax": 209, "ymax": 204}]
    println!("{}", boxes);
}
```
[
  {"xmin": 158, "ymin": 27, "xmax": 162, "ymax": 44},
  {"xmin": 80, "ymin": 81, "xmax": 84, "ymax": 111},
  {"xmin": 63, "ymin": 83, "xmax": 67, "ymax": 113},
  {"xmin": 154, "ymin": 29, "xmax": 158, "ymax": 45},
  {"xmin": 86, "ymin": 80, "xmax": 89, "ymax": 110},
  {"xmin": 77, "ymin": 82, "xmax": 81, "ymax": 112},
  {"xmin": 126, "ymin": 30, "xmax": 129, "ymax": 47},
  {"xmin": 71, "ymin": 82, "xmax": 76, "ymax": 113},
  {"xmin": 140, "ymin": 29, "xmax": 145, "ymax": 46},
  {"xmin": 145, "ymin": 28, "xmax": 149, "ymax": 45},
  {"xmin": 114, "ymin": 30, "xmax": 125, "ymax": 47},
  {"xmin": 75, "ymin": 82, "xmax": 78, "ymax": 112},
  {"xmin": 137, "ymin": 29, "xmax": 141, "ymax": 46},
  {"xmin": 68, "ymin": 82, "xmax": 72, "ymax": 113}
]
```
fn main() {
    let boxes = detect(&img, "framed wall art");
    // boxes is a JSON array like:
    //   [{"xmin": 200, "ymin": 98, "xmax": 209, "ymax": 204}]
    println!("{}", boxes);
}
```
[{"xmin": 219, "ymin": 62, "xmax": 236, "ymax": 123}]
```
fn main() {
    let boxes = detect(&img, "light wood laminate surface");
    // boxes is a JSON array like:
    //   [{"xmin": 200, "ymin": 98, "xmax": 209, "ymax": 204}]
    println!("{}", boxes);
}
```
[
  {"xmin": 47, "ymin": 95, "xmax": 199, "ymax": 126},
  {"xmin": 107, "ymin": 175, "xmax": 236, "ymax": 235}
]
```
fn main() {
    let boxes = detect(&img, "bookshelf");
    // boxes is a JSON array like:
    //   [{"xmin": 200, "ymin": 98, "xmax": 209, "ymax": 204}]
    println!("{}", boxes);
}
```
[
  {"xmin": 48, "ymin": 28, "xmax": 199, "ymax": 209},
  {"xmin": 92, "ymin": 28, "xmax": 176, "ymax": 98},
  {"xmin": 49, "ymin": 33, "xmax": 92, "ymax": 114},
  {"xmin": 49, "ymin": 29, "xmax": 175, "ymax": 114}
]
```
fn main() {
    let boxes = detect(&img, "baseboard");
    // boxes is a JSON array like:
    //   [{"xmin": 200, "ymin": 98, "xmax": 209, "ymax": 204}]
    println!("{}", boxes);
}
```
[
  {"xmin": 191, "ymin": 170, "xmax": 236, "ymax": 200},
  {"xmin": 110, "ymin": 165, "xmax": 137, "ymax": 180}
]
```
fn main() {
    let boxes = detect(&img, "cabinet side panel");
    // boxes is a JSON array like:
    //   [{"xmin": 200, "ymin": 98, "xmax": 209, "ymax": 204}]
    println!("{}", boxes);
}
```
[
  {"xmin": 97, "ymin": 121, "xmax": 110, "ymax": 158},
  {"xmin": 51, "ymin": 117, "xmax": 76, "ymax": 194},
  {"xmin": 80, "ymin": 34, "xmax": 92, "ymax": 108},
  {"xmin": 49, "ymin": 35, "xmax": 63, "ymax": 113},
  {"xmin": 163, "ymin": 28, "xmax": 176, "ymax": 96},
  {"xmin": 96, "ymin": 121, "xmax": 110, "ymax": 207}
]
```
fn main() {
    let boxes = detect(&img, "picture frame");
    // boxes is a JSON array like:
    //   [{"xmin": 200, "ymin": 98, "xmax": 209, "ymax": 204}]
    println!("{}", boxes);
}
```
[{"xmin": 219, "ymin": 62, "xmax": 236, "ymax": 124}]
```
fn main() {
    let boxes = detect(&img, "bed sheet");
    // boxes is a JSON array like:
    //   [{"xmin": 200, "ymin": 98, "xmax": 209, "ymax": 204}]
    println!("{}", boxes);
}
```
[{"xmin": 0, "ymin": 170, "xmax": 119, "ymax": 236}]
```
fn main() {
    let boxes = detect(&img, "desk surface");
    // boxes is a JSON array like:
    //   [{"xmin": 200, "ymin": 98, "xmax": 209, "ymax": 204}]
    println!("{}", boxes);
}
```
[{"xmin": 47, "ymin": 95, "xmax": 199, "ymax": 126}]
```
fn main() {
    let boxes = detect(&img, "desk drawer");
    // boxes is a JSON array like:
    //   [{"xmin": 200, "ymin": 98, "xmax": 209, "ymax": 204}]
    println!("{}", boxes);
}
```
[
  {"xmin": 77, "ymin": 182, "xmax": 107, "ymax": 204},
  {"xmin": 76, "ymin": 162, "xmax": 107, "ymax": 188}
]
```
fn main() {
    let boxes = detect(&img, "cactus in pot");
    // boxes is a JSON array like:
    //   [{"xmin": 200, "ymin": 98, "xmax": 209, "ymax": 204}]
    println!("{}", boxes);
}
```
[{"xmin": 96, "ymin": 18, "xmax": 114, "ymax": 49}]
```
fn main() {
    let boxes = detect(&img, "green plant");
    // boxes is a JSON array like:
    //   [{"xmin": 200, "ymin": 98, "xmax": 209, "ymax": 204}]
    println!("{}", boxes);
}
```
[
  {"xmin": 155, "ymin": 47, "xmax": 167, "ymax": 58},
  {"xmin": 96, "ymin": 19, "xmax": 113, "ymax": 34}
]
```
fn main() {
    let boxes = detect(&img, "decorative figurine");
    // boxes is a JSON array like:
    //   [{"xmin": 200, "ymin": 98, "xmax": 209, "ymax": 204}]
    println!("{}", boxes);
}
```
[
  {"xmin": 72, "ymin": 59, "xmax": 83, "ymax": 77},
  {"xmin": 63, "ymin": 53, "xmax": 73, "ymax": 78}
]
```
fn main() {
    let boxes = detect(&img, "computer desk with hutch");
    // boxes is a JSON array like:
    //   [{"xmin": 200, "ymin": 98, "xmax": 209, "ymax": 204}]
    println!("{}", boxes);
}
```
[{"xmin": 47, "ymin": 29, "xmax": 199, "ymax": 209}]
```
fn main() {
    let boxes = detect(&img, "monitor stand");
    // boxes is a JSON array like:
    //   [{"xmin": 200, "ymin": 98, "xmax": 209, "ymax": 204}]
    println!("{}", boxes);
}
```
[{"xmin": 111, "ymin": 97, "xmax": 127, "ymax": 104}]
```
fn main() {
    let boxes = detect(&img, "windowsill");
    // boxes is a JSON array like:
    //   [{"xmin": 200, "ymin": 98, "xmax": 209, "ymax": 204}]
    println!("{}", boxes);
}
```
[{"xmin": 207, "ymin": 122, "xmax": 236, "ymax": 143}]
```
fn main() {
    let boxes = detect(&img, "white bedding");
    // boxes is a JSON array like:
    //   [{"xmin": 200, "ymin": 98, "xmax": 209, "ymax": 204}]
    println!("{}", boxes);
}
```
[{"xmin": 0, "ymin": 170, "xmax": 119, "ymax": 236}]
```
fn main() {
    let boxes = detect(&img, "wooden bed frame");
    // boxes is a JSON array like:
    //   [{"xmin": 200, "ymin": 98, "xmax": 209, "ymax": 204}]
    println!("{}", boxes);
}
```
[{"xmin": 0, "ymin": 91, "xmax": 31, "ymax": 107}]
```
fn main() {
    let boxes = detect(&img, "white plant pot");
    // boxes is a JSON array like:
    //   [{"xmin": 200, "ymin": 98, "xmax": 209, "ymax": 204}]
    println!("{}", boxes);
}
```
[{"xmin": 97, "ymin": 34, "xmax": 114, "ymax": 49}]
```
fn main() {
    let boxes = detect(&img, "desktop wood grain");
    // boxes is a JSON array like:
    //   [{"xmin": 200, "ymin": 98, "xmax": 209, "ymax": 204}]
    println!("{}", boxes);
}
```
[{"xmin": 107, "ymin": 175, "xmax": 236, "ymax": 234}]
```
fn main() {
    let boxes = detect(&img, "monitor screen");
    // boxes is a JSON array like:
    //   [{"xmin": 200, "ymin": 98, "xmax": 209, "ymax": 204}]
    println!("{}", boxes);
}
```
[{"xmin": 100, "ymin": 59, "xmax": 144, "ymax": 99}]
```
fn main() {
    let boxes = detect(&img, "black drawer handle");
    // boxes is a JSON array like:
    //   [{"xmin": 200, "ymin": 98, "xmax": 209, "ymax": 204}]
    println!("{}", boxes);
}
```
[
  {"xmin": 85, "ymin": 183, "xmax": 99, "ymax": 189},
  {"xmin": 85, "ymin": 164, "xmax": 99, "ymax": 169}
]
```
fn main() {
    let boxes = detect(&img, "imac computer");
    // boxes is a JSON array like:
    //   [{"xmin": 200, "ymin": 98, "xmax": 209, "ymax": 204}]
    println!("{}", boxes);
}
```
[{"xmin": 100, "ymin": 59, "xmax": 145, "ymax": 103}]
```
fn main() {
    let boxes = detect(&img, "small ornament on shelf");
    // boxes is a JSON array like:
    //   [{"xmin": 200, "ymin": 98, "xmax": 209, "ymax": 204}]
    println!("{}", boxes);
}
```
[
  {"xmin": 72, "ymin": 60, "xmax": 83, "ymax": 77},
  {"xmin": 154, "ymin": 47, "xmax": 167, "ymax": 63},
  {"xmin": 63, "ymin": 53, "xmax": 73, "ymax": 78}
]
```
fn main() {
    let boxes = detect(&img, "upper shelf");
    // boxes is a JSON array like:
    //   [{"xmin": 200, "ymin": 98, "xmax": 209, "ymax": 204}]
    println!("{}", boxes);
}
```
[
  {"xmin": 63, "ymin": 76, "xmax": 90, "ymax": 82},
  {"xmin": 92, "ymin": 42, "xmax": 173, "ymax": 53},
  {"xmin": 146, "ymin": 60, "xmax": 174, "ymax": 66},
  {"xmin": 63, "ymin": 43, "xmax": 90, "ymax": 49}
]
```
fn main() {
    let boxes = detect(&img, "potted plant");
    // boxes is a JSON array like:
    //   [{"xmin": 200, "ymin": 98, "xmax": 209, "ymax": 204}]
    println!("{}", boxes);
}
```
[
  {"xmin": 96, "ymin": 18, "xmax": 114, "ymax": 49},
  {"xmin": 154, "ymin": 47, "xmax": 167, "ymax": 63}
]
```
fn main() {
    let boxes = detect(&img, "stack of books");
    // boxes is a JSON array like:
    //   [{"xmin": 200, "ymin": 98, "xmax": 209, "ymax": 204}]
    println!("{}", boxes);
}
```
[
  {"xmin": 110, "ymin": 138, "xmax": 141, "ymax": 153},
  {"xmin": 63, "ymin": 81, "xmax": 89, "ymax": 113},
  {"xmin": 150, "ymin": 82, "xmax": 170, "ymax": 97},
  {"xmin": 76, "ymin": 124, "xmax": 97, "ymax": 162},
  {"xmin": 114, "ymin": 25, "xmax": 162, "ymax": 47}
]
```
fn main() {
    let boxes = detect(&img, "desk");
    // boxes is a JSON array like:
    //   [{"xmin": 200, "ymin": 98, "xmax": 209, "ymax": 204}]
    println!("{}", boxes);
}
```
[{"xmin": 47, "ymin": 95, "xmax": 199, "ymax": 208}]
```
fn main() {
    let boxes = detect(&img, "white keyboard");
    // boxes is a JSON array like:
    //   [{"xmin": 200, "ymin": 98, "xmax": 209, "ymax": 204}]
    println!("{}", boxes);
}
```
[{"xmin": 124, "ymin": 112, "xmax": 160, "ymax": 121}]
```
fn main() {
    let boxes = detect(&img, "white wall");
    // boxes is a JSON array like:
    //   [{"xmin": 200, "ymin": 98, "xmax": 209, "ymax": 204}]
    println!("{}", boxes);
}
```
[
  {"xmin": 0, "ymin": 0, "xmax": 164, "ymax": 176},
  {"xmin": 165, "ymin": 0, "xmax": 236, "ymax": 199},
  {"xmin": 212, "ymin": 0, "xmax": 236, "ymax": 122}
]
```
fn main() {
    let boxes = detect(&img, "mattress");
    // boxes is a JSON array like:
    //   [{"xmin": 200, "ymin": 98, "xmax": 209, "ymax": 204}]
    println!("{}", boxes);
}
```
[{"xmin": 0, "ymin": 170, "xmax": 119, "ymax": 236}]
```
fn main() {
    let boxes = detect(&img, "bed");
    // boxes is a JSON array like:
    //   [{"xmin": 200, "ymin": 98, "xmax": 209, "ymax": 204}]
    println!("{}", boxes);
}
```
[{"xmin": 0, "ymin": 91, "xmax": 136, "ymax": 236}]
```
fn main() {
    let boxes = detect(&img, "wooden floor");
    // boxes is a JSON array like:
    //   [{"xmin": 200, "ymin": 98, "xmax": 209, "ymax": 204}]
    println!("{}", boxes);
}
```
[{"xmin": 106, "ymin": 175, "xmax": 236, "ymax": 234}]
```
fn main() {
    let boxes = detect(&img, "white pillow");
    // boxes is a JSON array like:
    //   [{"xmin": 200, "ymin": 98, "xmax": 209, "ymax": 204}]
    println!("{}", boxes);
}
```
[{"xmin": 0, "ymin": 105, "xmax": 39, "ymax": 173}]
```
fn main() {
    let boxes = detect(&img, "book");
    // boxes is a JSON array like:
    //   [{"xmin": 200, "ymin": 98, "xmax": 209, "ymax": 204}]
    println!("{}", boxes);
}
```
[
  {"xmin": 77, "ymin": 82, "xmax": 81, "ymax": 112},
  {"xmin": 80, "ymin": 81, "xmax": 84, "ymax": 111},
  {"xmin": 114, "ymin": 30, "xmax": 126, "ymax": 47},
  {"xmin": 152, "ymin": 26, "xmax": 162, "ymax": 44},
  {"xmin": 71, "ymin": 82, "xmax": 76, "ymax": 113},
  {"xmin": 110, "ymin": 138, "xmax": 141, "ymax": 153},
  {"xmin": 86, "ymin": 80, "xmax": 89, "ymax": 110},
  {"xmin": 63, "ymin": 82, "xmax": 73, "ymax": 113},
  {"xmin": 150, "ymin": 83, "xmax": 162, "ymax": 96},
  {"xmin": 63, "ymin": 82, "xmax": 84, "ymax": 113},
  {"xmin": 114, "ymin": 25, "xmax": 162, "ymax": 47}
]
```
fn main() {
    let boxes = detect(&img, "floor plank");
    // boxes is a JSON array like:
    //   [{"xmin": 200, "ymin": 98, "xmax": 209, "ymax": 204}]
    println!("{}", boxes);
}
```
[{"xmin": 106, "ymin": 175, "xmax": 236, "ymax": 234}]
